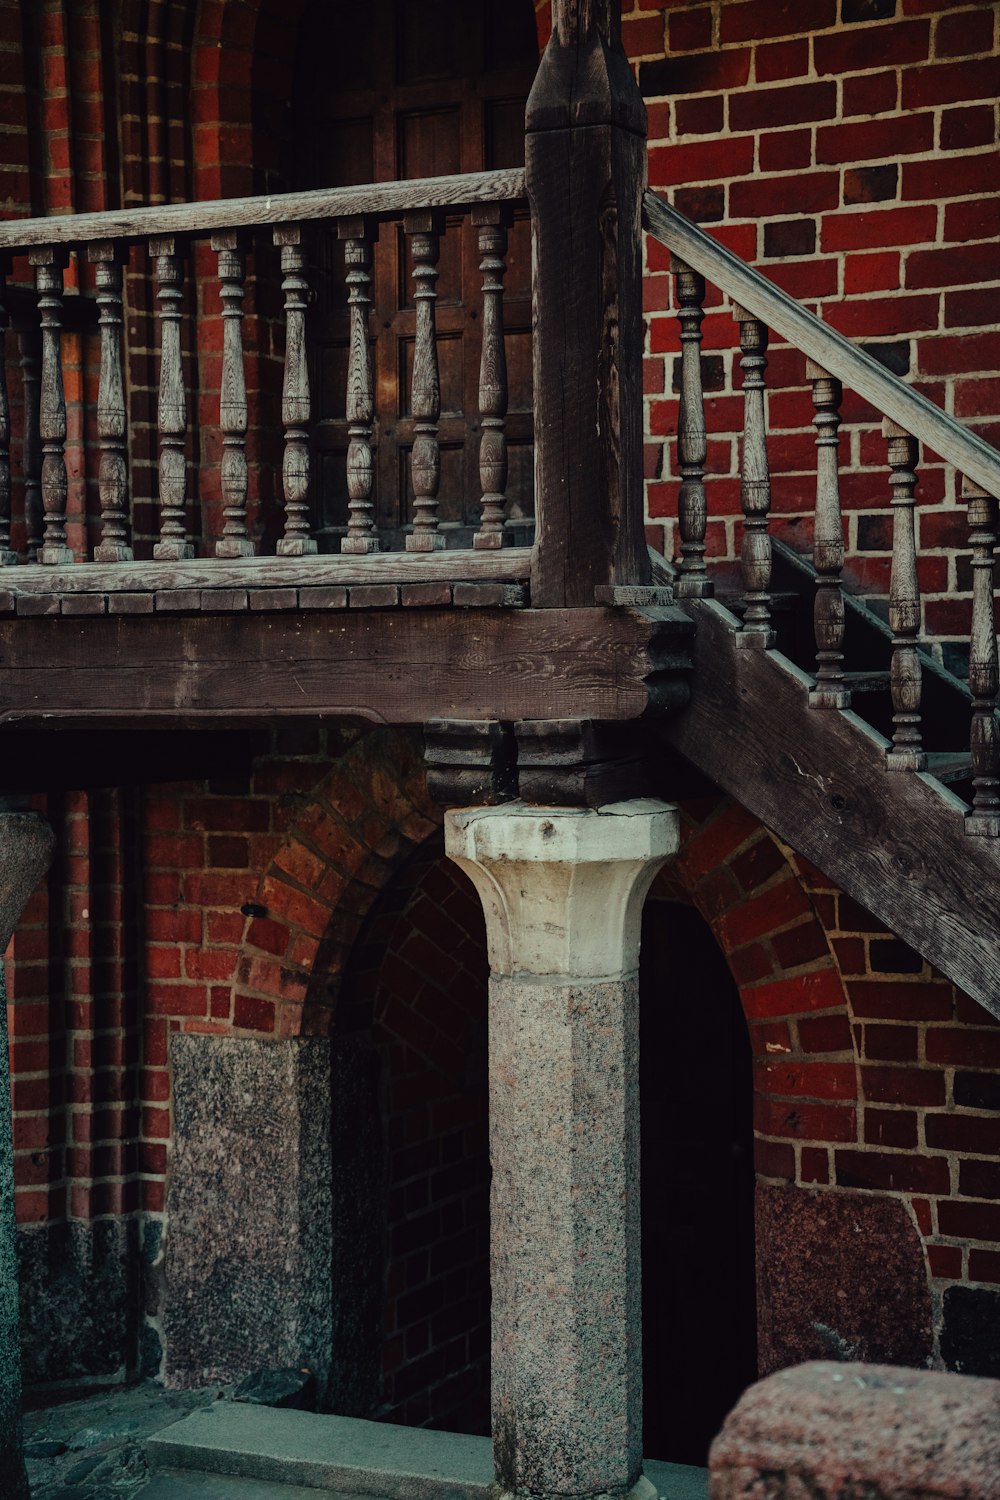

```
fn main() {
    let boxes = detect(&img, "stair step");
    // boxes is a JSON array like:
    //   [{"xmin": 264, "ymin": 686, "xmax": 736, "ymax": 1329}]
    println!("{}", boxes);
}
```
[
  {"xmin": 842, "ymin": 671, "xmax": 891, "ymax": 694},
  {"xmin": 925, "ymin": 751, "xmax": 973, "ymax": 785}
]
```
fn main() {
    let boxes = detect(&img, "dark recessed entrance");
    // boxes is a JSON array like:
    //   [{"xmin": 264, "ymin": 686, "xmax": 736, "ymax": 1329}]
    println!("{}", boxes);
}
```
[{"xmin": 640, "ymin": 899, "xmax": 757, "ymax": 1466}]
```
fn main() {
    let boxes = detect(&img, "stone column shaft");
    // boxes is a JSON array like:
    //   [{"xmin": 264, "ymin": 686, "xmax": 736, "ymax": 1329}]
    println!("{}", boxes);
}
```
[
  {"xmin": 0, "ymin": 809, "xmax": 55, "ymax": 1500},
  {"xmin": 446, "ymin": 800, "xmax": 678, "ymax": 1500}
]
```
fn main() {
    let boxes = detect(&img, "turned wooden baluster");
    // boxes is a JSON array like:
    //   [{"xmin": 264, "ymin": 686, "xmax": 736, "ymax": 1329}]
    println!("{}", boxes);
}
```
[
  {"xmin": 274, "ymin": 224, "xmax": 317, "ymax": 556},
  {"xmin": 807, "ymin": 361, "xmax": 848, "ymax": 708},
  {"xmin": 673, "ymin": 256, "xmax": 710, "ymax": 597},
  {"xmin": 0, "ymin": 258, "xmax": 16, "ymax": 565},
  {"xmin": 962, "ymin": 474, "xmax": 1000, "ymax": 834},
  {"xmin": 474, "ymin": 204, "xmax": 511, "ymax": 550},
  {"xmin": 214, "ymin": 231, "xmax": 253, "ymax": 557},
  {"xmin": 339, "ymin": 217, "xmax": 378, "ymax": 555},
  {"xmin": 151, "ymin": 236, "xmax": 193, "ymax": 560},
  {"xmin": 884, "ymin": 419, "xmax": 926, "ymax": 770},
  {"xmin": 18, "ymin": 328, "xmax": 42, "ymax": 560},
  {"xmin": 734, "ymin": 305, "xmax": 773, "ymax": 646},
  {"xmin": 406, "ymin": 211, "xmax": 444, "ymax": 552},
  {"xmin": 30, "ymin": 248, "xmax": 73, "ymax": 564},
  {"xmin": 89, "ymin": 243, "xmax": 133, "ymax": 562}
]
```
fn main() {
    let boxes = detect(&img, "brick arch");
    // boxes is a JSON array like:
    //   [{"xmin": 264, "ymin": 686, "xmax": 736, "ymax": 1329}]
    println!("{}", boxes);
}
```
[
  {"xmin": 649, "ymin": 794, "xmax": 861, "ymax": 1187},
  {"xmin": 227, "ymin": 726, "xmax": 441, "ymax": 1038}
]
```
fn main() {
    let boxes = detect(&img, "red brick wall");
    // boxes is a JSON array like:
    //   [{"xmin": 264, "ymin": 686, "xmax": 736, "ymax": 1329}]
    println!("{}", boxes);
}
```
[{"xmin": 634, "ymin": 0, "xmax": 1000, "ymax": 658}]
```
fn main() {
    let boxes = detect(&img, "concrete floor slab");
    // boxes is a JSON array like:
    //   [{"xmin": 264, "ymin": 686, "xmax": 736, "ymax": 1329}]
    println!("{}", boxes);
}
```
[{"xmin": 147, "ymin": 1403, "xmax": 709, "ymax": 1500}]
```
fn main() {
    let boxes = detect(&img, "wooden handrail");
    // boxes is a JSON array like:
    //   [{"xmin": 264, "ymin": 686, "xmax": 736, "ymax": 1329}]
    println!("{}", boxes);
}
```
[
  {"xmin": 0, "ymin": 168, "xmax": 527, "ymax": 252},
  {"xmin": 643, "ymin": 190, "xmax": 1000, "ymax": 501}
]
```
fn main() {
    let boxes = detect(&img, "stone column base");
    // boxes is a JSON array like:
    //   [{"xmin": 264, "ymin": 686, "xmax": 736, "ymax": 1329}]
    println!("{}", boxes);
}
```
[{"xmin": 491, "ymin": 1472, "xmax": 660, "ymax": 1500}]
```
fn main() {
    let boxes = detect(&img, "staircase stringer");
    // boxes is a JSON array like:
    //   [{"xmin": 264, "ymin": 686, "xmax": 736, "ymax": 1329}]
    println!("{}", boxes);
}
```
[{"xmin": 659, "ymin": 597, "xmax": 1000, "ymax": 1020}]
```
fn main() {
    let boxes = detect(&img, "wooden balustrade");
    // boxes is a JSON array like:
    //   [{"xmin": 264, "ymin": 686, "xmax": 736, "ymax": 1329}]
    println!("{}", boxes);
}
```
[
  {"xmin": 645, "ymin": 188, "xmax": 1000, "ymax": 835},
  {"xmin": 0, "ymin": 170, "xmax": 528, "ymax": 570}
]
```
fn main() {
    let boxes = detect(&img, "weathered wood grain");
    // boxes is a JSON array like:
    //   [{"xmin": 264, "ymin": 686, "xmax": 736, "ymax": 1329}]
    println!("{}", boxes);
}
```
[
  {"xmin": 339, "ymin": 220, "xmax": 378, "ymax": 556},
  {"xmin": 733, "ymin": 307, "xmax": 774, "ymax": 648},
  {"xmin": 473, "ymin": 206, "xmax": 511, "ymax": 551},
  {"xmin": 406, "ymin": 213, "xmax": 444, "ymax": 553},
  {"xmin": 884, "ymin": 419, "xmax": 925, "ymax": 771},
  {"xmin": 673, "ymin": 261, "xmax": 710, "ymax": 598},
  {"xmin": 807, "ymin": 361, "xmax": 847, "ymax": 708},
  {"xmin": 527, "ymin": 2, "xmax": 650, "ymax": 606},
  {"xmin": 5, "ymin": 548, "xmax": 532, "ymax": 596},
  {"xmin": 275, "ymin": 226, "xmax": 316, "ymax": 557},
  {"xmin": 89, "ymin": 244, "xmax": 133, "ymax": 563},
  {"xmin": 151, "ymin": 237, "xmax": 193, "ymax": 561},
  {"xmin": 0, "ymin": 170, "xmax": 527, "ymax": 252},
  {"xmin": 0, "ymin": 606, "xmax": 671, "ymax": 726},
  {"xmin": 660, "ymin": 598, "xmax": 1000, "ymax": 1019},
  {"xmin": 30, "ymin": 249, "xmax": 73, "ymax": 565},
  {"xmin": 644, "ymin": 190, "xmax": 1000, "ymax": 502}
]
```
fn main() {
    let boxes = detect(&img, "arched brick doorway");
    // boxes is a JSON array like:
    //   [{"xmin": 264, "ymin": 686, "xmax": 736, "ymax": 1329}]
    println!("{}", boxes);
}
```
[
  {"xmin": 324, "ymin": 833, "xmax": 492, "ymax": 1433},
  {"xmin": 317, "ymin": 825, "xmax": 758, "ymax": 1458}
]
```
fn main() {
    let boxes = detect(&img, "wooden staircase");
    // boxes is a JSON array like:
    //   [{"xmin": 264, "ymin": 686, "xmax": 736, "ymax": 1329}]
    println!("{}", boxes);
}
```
[{"xmin": 644, "ymin": 193, "xmax": 1000, "ymax": 1021}]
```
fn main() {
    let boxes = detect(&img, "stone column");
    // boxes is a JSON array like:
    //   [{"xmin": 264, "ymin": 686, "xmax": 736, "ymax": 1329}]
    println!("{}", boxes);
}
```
[
  {"xmin": 0, "ymin": 805, "xmax": 55, "ymax": 1500},
  {"xmin": 445, "ymin": 799, "xmax": 678, "ymax": 1500}
]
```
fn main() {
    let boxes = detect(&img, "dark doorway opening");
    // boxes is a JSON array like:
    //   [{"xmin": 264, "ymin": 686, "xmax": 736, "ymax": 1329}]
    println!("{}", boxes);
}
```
[
  {"xmin": 288, "ymin": 0, "xmax": 537, "ymax": 548},
  {"xmin": 640, "ymin": 899, "xmax": 757, "ymax": 1466}
]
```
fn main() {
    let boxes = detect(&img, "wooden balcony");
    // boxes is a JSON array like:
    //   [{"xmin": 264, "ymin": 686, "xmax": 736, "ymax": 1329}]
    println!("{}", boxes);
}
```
[{"xmin": 0, "ymin": 109, "xmax": 690, "ymax": 742}]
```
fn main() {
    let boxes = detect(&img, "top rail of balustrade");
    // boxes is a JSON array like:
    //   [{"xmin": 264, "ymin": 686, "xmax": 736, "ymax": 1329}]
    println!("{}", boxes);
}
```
[
  {"xmin": 0, "ymin": 168, "xmax": 528, "ymax": 253},
  {"xmin": 642, "ymin": 189, "xmax": 1000, "ymax": 503}
]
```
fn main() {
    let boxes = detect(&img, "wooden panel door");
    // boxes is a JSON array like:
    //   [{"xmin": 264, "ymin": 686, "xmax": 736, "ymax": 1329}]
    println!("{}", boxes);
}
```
[{"xmin": 292, "ymin": 0, "xmax": 537, "ymax": 549}]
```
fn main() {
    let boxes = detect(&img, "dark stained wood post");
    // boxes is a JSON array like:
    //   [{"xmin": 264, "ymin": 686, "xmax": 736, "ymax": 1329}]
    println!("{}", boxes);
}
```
[
  {"xmin": 733, "ymin": 305, "xmax": 774, "ymax": 648},
  {"xmin": 526, "ymin": 0, "xmax": 650, "ymax": 606}
]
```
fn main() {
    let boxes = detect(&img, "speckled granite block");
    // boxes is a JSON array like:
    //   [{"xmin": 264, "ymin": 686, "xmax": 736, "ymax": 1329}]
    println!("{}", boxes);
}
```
[
  {"xmin": 710, "ymin": 1361, "xmax": 1000, "ymax": 1499},
  {"xmin": 164, "ymin": 1035, "xmax": 333, "ymax": 1399}
]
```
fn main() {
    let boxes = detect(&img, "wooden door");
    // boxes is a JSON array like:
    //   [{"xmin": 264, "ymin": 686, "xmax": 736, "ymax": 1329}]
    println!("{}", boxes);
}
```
[{"xmin": 292, "ymin": 0, "xmax": 537, "ymax": 549}]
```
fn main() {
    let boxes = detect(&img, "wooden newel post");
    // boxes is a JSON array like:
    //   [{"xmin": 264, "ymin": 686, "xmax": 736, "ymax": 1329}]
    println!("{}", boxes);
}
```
[{"xmin": 527, "ymin": 0, "xmax": 650, "ymax": 607}]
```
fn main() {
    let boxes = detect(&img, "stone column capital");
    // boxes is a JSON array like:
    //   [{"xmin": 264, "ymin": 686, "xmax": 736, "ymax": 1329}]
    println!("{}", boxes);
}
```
[
  {"xmin": 0, "ymin": 811, "xmax": 54, "ymax": 950},
  {"xmin": 444, "ymin": 799, "xmax": 678, "ymax": 979}
]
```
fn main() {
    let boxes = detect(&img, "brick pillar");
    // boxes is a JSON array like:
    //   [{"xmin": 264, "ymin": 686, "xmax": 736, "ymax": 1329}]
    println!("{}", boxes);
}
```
[
  {"xmin": 0, "ymin": 805, "xmax": 55, "ymax": 1500},
  {"xmin": 445, "ymin": 800, "xmax": 677, "ymax": 1500}
]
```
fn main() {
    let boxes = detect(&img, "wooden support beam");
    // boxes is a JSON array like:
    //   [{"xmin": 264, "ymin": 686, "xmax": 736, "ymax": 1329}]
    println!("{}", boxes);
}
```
[
  {"xmin": 0, "ymin": 606, "xmax": 693, "ymax": 729},
  {"xmin": 527, "ymin": 0, "xmax": 650, "ymax": 607}
]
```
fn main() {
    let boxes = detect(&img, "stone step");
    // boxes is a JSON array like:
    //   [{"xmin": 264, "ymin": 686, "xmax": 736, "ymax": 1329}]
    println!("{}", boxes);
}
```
[
  {"xmin": 146, "ymin": 1404, "xmax": 708, "ymax": 1500},
  {"xmin": 144, "ymin": 1469, "xmax": 367, "ymax": 1500}
]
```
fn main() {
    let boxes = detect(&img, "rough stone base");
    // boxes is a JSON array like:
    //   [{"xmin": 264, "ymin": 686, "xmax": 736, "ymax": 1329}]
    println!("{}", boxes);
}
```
[
  {"xmin": 755, "ymin": 1183, "xmax": 932, "ymax": 1374},
  {"xmin": 164, "ymin": 1034, "xmax": 333, "ymax": 1399},
  {"xmin": 18, "ymin": 1217, "xmax": 139, "ymax": 1386},
  {"xmin": 710, "ymin": 1361, "xmax": 1000, "ymax": 1499}
]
